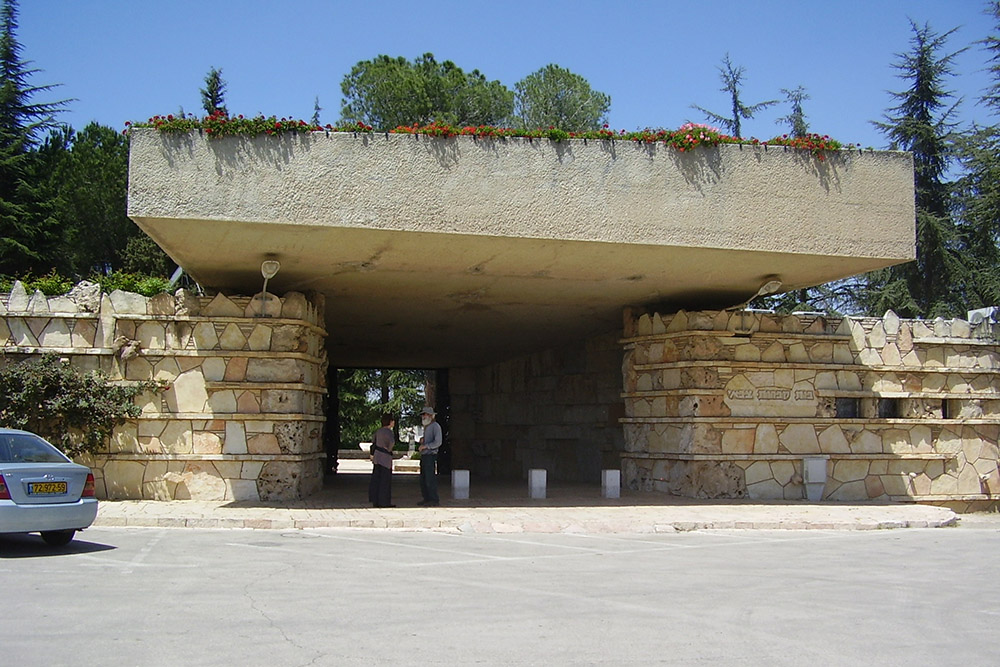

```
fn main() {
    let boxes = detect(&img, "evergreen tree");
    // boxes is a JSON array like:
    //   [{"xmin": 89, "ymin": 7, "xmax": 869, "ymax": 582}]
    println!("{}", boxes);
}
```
[
  {"xmin": 200, "ymin": 66, "xmax": 227, "ymax": 115},
  {"xmin": 513, "ymin": 64, "xmax": 611, "ymax": 131},
  {"xmin": 340, "ymin": 53, "xmax": 513, "ymax": 131},
  {"xmin": 311, "ymin": 95, "xmax": 321, "ymax": 125},
  {"xmin": 691, "ymin": 54, "xmax": 777, "ymax": 138},
  {"xmin": 953, "ymin": 2, "xmax": 1000, "ymax": 308},
  {"xmin": 856, "ymin": 21, "xmax": 967, "ymax": 318},
  {"xmin": 776, "ymin": 86, "xmax": 810, "ymax": 137},
  {"xmin": 0, "ymin": 0, "xmax": 69, "ymax": 275},
  {"xmin": 337, "ymin": 369, "xmax": 425, "ymax": 448}
]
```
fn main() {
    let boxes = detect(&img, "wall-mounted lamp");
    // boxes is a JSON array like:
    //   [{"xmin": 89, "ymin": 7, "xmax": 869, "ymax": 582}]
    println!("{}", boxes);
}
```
[
  {"xmin": 730, "ymin": 276, "xmax": 783, "ymax": 335},
  {"xmin": 258, "ymin": 259, "xmax": 280, "ymax": 317}
]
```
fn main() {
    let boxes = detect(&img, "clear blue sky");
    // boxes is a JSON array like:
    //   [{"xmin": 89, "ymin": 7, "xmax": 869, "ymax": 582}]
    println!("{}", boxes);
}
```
[{"xmin": 16, "ymin": 0, "xmax": 998, "ymax": 149}]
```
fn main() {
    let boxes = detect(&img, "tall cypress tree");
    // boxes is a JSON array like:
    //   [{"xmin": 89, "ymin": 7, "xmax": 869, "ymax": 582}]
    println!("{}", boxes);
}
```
[{"xmin": 858, "ymin": 21, "xmax": 967, "ymax": 318}]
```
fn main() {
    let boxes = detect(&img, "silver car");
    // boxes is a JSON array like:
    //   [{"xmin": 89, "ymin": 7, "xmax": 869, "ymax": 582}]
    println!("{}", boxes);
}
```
[{"xmin": 0, "ymin": 428, "xmax": 99, "ymax": 546}]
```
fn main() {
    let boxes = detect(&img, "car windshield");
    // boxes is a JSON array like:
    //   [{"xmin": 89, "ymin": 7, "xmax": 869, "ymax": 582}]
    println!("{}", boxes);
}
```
[{"xmin": 0, "ymin": 433, "xmax": 70, "ymax": 464}]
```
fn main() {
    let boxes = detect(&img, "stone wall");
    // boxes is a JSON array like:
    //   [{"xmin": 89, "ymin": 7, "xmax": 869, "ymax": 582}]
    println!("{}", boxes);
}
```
[
  {"xmin": 0, "ymin": 281, "xmax": 327, "ymax": 502},
  {"xmin": 621, "ymin": 308, "xmax": 1000, "ymax": 511},
  {"xmin": 449, "ymin": 331, "xmax": 625, "ymax": 482}
]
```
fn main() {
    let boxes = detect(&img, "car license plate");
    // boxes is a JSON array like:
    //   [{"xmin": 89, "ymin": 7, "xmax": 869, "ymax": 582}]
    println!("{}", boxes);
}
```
[{"xmin": 28, "ymin": 481, "xmax": 67, "ymax": 495}]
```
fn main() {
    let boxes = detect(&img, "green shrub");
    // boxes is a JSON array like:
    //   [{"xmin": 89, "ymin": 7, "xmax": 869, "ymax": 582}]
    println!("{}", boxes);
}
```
[
  {"xmin": 0, "ymin": 271, "xmax": 172, "ymax": 298},
  {"xmin": 0, "ymin": 354, "xmax": 162, "ymax": 457}
]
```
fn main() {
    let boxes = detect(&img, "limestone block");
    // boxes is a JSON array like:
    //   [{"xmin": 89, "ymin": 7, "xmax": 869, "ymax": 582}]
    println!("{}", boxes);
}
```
[
  {"xmin": 208, "ymin": 390, "xmax": 238, "ymax": 413},
  {"xmin": 110, "ymin": 422, "xmax": 139, "ymax": 454},
  {"xmin": 8, "ymin": 318, "xmax": 38, "ymax": 346},
  {"xmin": 779, "ymin": 424, "xmax": 820, "ymax": 454},
  {"xmin": 214, "ymin": 461, "xmax": 243, "ymax": 479},
  {"xmin": 809, "ymin": 342, "xmax": 833, "ymax": 363},
  {"xmin": 237, "ymin": 391, "xmax": 261, "ymax": 413},
  {"xmin": 774, "ymin": 369, "xmax": 795, "ymax": 388},
  {"xmin": 781, "ymin": 315, "xmax": 802, "ymax": 333},
  {"xmin": 911, "ymin": 425, "xmax": 933, "ymax": 452},
  {"xmin": 818, "ymin": 425, "xmax": 851, "ymax": 454},
  {"xmin": 192, "ymin": 431, "xmax": 223, "ymax": 454},
  {"xmin": 747, "ymin": 478, "xmax": 784, "ymax": 500},
  {"xmin": 246, "ymin": 324, "xmax": 272, "ymax": 351},
  {"xmin": 148, "ymin": 293, "xmax": 174, "ymax": 315},
  {"xmin": 923, "ymin": 347, "xmax": 944, "ymax": 367},
  {"xmin": 883, "ymin": 310, "xmax": 900, "ymax": 336},
  {"xmin": 175, "ymin": 289, "xmax": 201, "ymax": 316},
  {"xmin": 665, "ymin": 310, "xmax": 687, "ymax": 333},
  {"xmin": 226, "ymin": 479, "xmax": 260, "ymax": 501},
  {"xmin": 224, "ymin": 421, "xmax": 248, "ymax": 454},
  {"xmin": 867, "ymin": 322, "xmax": 886, "ymax": 349},
  {"xmin": 136, "ymin": 321, "xmax": 166, "ymax": 349},
  {"xmin": 828, "ymin": 480, "xmax": 866, "ymax": 501},
  {"xmin": 833, "ymin": 344, "xmax": 854, "ymax": 364},
  {"xmin": 883, "ymin": 428, "xmax": 913, "ymax": 454},
  {"xmin": 38, "ymin": 319, "xmax": 72, "ymax": 347},
  {"xmin": 178, "ymin": 356, "xmax": 203, "ymax": 373},
  {"xmin": 202, "ymin": 357, "xmax": 227, "ymax": 381},
  {"xmin": 851, "ymin": 430, "xmax": 883, "ymax": 454},
  {"xmin": 957, "ymin": 463, "xmax": 983, "ymax": 494},
  {"xmin": 833, "ymin": 459, "xmax": 869, "ymax": 483},
  {"xmin": 901, "ymin": 351, "xmax": 921, "ymax": 366},
  {"xmin": 242, "ymin": 461, "xmax": 265, "ymax": 479},
  {"xmin": 152, "ymin": 357, "xmax": 180, "ymax": 383},
  {"xmin": 637, "ymin": 313, "xmax": 652, "ymax": 336},
  {"xmin": 192, "ymin": 322, "xmax": 220, "ymax": 349},
  {"xmin": 109, "ymin": 290, "xmax": 148, "ymax": 314},
  {"xmin": 124, "ymin": 357, "xmax": 153, "ymax": 381},
  {"xmin": 160, "ymin": 420, "xmax": 193, "ymax": 454},
  {"xmin": 881, "ymin": 473, "xmax": 911, "ymax": 496},
  {"xmin": 177, "ymin": 462, "xmax": 227, "ymax": 500},
  {"xmin": 7, "ymin": 281, "xmax": 29, "ymax": 310},
  {"xmin": 952, "ymin": 319, "xmax": 971, "ymax": 338},
  {"xmin": 0, "ymin": 318, "xmax": 11, "ymax": 345},
  {"xmin": 865, "ymin": 475, "xmax": 886, "ymax": 498},
  {"xmin": 278, "ymin": 291, "xmax": 308, "ymax": 320},
  {"xmin": 858, "ymin": 348, "xmax": 883, "ymax": 366},
  {"xmin": 247, "ymin": 358, "xmax": 305, "ymax": 382},
  {"xmin": 103, "ymin": 460, "xmax": 147, "ymax": 499},
  {"xmin": 219, "ymin": 323, "xmax": 248, "ymax": 350},
  {"xmin": 247, "ymin": 433, "xmax": 281, "ymax": 454},
  {"xmin": 881, "ymin": 344, "xmax": 902, "ymax": 366},
  {"xmin": 770, "ymin": 461, "xmax": 796, "ymax": 485},
  {"xmin": 26, "ymin": 290, "xmax": 48, "ymax": 314},
  {"xmin": 835, "ymin": 371, "xmax": 861, "ymax": 391},
  {"xmin": 275, "ymin": 421, "xmax": 308, "ymax": 454},
  {"xmin": 202, "ymin": 293, "xmax": 242, "ymax": 317},
  {"xmin": 930, "ymin": 472, "xmax": 960, "ymax": 495},
  {"xmin": 814, "ymin": 371, "xmax": 837, "ymax": 390},
  {"xmin": 933, "ymin": 318, "xmax": 950, "ymax": 337},
  {"xmin": 47, "ymin": 296, "xmax": 77, "ymax": 313},
  {"xmin": 870, "ymin": 460, "xmax": 888, "ymax": 475},
  {"xmin": 805, "ymin": 317, "xmax": 827, "ymax": 334},
  {"xmin": 171, "ymin": 369, "xmax": 209, "ymax": 413},
  {"xmin": 164, "ymin": 321, "xmax": 191, "ymax": 349},
  {"xmin": 257, "ymin": 461, "xmax": 304, "ymax": 501},
  {"xmin": 754, "ymin": 424, "xmax": 780, "ymax": 454},
  {"xmin": 787, "ymin": 343, "xmax": 809, "ymax": 362},
  {"xmin": 897, "ymin": 324, "xmax": 913, "ymax": 353},
  {"xmin": 66, "ymin": 281, "xmax": 101, "ymax": 313},
  {"xmin": 721, "ymin": 428, "xmax": 755, "ymax": 454},
  {"xmin": 734, "ymin": 343, "xmax": 761, "ymax": 362}
]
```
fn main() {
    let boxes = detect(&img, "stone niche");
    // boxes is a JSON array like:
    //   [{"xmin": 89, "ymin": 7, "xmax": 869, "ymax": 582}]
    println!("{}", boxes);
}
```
[
  {"xmin": 621, "ymin": 308, "xmax": 1000, "ymax": 510},
  {"xmin": 1, "ymin": 282, "xmax": 328, "ymax": 502}
]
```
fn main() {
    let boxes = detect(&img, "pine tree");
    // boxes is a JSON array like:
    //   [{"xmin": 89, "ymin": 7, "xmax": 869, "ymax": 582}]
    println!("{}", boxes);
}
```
[
  {"xmin": 856, "ymin": 21, "xmax": 967, "ymax": 317},
  {"xmin": 200, "ymin": 66, "xmax": 227, "ymax": 115},
  {"xmin": 691, "ymin": 54, "xmax": 777, "ymax": 138},
  {"xmin": 0, "ymin": 0, "xmax": 69, "ymax": 275},
  {"xmin": 776, "ymin": 86, "xmax": 810, "ymax": 138}
]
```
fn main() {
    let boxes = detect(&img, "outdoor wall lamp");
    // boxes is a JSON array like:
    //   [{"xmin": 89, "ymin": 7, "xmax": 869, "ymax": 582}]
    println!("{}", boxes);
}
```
[
  {"xmin": 258, "ymin": 258, "xmax": 280, "ymax": 317},
  {"xmin": 730, "ymin": 276, "xmax": 783, "ymax": 335}
]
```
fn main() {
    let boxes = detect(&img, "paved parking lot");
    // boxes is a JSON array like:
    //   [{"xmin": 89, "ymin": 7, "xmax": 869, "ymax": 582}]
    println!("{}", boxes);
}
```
[{"xmin": 3, "ymin": 521, "xmax": 999, "ymax": 665}]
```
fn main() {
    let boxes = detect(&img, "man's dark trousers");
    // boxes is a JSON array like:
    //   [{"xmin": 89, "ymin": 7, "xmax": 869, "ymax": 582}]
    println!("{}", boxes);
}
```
[{"xmin": 420, "ymin": 453, "xmax": 439, "ymax": 504}]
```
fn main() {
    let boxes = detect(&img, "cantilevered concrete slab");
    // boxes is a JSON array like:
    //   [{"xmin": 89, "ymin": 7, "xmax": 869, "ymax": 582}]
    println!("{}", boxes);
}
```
[{"xmin": 127, "ymin": 129, "xmax": 914, "ymax": 368}]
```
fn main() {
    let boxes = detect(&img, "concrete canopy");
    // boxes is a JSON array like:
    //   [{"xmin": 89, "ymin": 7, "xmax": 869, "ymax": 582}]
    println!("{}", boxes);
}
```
[{"xmin": 127, "ymin": 129, "xmax": 915, "ymax": 368}]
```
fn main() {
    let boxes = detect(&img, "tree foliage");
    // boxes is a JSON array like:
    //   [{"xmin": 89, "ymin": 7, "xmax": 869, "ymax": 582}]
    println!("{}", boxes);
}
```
[
  {"xmin": 776, "ymin": 86, "xmax": 810, "ymax": 138},
  {"xmin": 513, "ymin": 64, "xmax": 610, "ymax": 131},
  {"xmin": 0, "ymin": 354, "xmax": 160, "ymax": 457},
  {"xmin": 200, "ymin": 66, "xmax": 227, "ymax": 116},
  {"xmin": 692, "ymin": 54, "xmax": 777, "ymax": 138},
  {"xmin": 340, "ymin": 53, "xmax": 513, "ymax": 131},
  {"xmin": 337, "ymin": 369, "xmax": 425, "ymax": 449},
  {"xmin": 852, "ymin": 21, "xmax": 968, "ymax": 318}
]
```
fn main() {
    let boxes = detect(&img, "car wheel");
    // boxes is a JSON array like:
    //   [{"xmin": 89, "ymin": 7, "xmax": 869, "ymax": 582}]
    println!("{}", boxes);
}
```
[{"xmin": 40, "ymin": 530, "xmax": 76, "ymax": 546}]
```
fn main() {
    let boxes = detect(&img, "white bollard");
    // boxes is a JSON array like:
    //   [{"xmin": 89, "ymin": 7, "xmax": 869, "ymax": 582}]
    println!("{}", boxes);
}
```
[
  {"xmin": 452, "ymin": 469, "xmax": 470, "ymax": 500},
  {"xmin": 528, "ymin": 469, "xmax": 547, "ymax": 499},
  {"xmin": 803, "ymin": 456, "xmax": 829, "ymax": 501},
  {"xmin": 602, "ymin": 469, "xmax": 621, "ymax": 499}
]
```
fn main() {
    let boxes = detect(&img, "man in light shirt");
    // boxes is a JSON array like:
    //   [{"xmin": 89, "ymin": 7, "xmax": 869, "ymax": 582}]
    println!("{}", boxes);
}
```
[{"xmin": 418, "ymin": 407, "xmax": 442, "ymax": 506}]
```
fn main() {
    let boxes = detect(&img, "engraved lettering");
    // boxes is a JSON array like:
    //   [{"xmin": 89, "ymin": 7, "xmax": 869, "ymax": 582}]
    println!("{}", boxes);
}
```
[
  {"xmin": 726, "ymin": 389, "xmax": 755, "ymax": 400},
  {"xmin": 794, "ymin": 390, "xmax": 815, "ymax": 400},
  {"xmin": 757, "ymin": 389, "xmax": 791, "ymax": 401}
]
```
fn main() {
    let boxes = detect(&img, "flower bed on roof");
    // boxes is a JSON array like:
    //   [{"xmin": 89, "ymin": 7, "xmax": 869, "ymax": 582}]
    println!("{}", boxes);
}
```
[{"xmin": 127, "ymin": 112, "xmax": 853, "ymax": 160}]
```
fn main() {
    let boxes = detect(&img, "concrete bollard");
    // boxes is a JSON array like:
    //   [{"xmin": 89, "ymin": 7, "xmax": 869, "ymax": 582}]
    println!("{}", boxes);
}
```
[
  {"xmin": 528, "ymin": 469, "xmax": 547, "ymax": 499},
  {"xmin": 803, "ymin": 456, "xmax": 829, "ymax": 501},
  {"xmin": 602, "ymin": 469, "xmax": 621, "ymax": 499},
  {"xmin": 452, "ymin": 469, "xmax": 470, "ymax": 500}
]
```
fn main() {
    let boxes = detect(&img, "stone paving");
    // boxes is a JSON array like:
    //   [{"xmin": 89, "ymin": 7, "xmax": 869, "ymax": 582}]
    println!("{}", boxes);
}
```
[{"xmin": 92, "ymin": 460, "xmax": 961, "ymax": 533}]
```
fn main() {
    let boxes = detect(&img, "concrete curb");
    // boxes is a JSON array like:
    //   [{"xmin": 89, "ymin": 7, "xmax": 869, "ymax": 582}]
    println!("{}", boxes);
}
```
[{"xmin": 92, "ymin": 501, "xmax": 960, "ymax": 534}]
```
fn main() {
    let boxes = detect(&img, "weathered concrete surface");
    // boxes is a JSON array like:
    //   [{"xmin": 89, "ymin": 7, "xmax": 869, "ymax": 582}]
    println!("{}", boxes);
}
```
[{"xmin": 128, "ymin": 129, "xmax": 914, "ymax": 367}]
